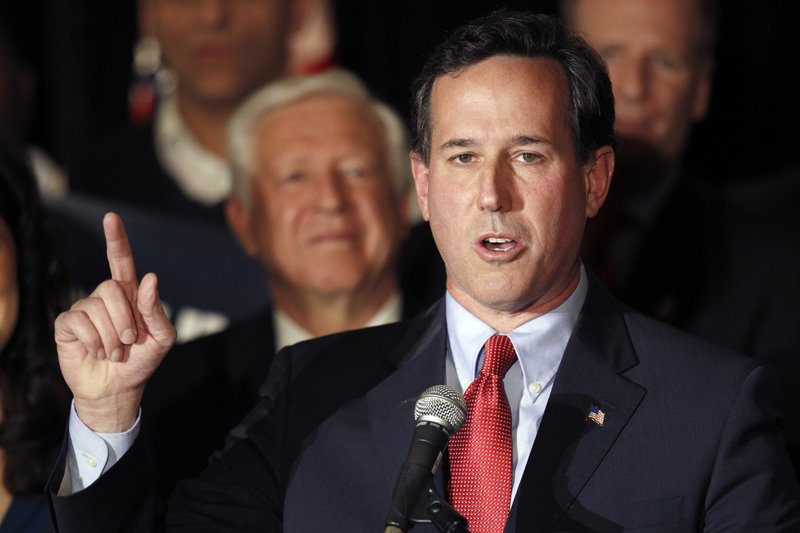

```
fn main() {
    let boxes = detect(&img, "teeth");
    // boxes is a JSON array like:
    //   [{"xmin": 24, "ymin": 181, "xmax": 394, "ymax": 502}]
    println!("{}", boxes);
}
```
[{"xmin": 483, "ymin": 237, "xmax": 515, "ymax": 252}]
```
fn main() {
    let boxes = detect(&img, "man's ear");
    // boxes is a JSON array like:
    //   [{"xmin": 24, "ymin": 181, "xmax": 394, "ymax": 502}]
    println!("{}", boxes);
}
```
[
  {"xmin": 410, "ymin": 151, "xmax": 431, "ymax": 221},
  {"xmin": 224, "ymin": 198, "xmax": 259, "ymax": 258},
  {"xmin": 584, "ymin": 146, "xmax": 615, "ymax": 218}
]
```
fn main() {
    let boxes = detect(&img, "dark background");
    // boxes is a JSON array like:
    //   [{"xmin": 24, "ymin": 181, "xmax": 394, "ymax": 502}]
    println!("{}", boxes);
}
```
[{"xmin": 10, "ymin": 0, "xmax": 800, "ymax": 184}]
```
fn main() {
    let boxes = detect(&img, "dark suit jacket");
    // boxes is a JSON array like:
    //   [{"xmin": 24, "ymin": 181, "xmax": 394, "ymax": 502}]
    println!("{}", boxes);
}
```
[
  {"xmin": 47, "ymin": 278, "xmax": 800, "ymax": 531},
  {"xmin": 137, "ymin": 282, "xmax": 444, "ymax": 507},
  {"xmin": 140, "ymin": 308, "xmax": 276, "ymax": 506},
  {"xmin": 584, "ymin": 169, "xmax": 800, "ymax": 477}
]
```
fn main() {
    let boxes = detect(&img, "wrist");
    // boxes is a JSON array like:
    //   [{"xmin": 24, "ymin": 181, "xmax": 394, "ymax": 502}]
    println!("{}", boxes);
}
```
[{"xmin": 74, "ymin": 390, "xmax": 143, "ymax": 433}]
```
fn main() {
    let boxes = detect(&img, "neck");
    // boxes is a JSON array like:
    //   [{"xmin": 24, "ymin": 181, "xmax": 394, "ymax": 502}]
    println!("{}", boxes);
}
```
[
  {"xmin": 175, "ymin": 91, "xmax": 234, "ymax": 158},
  {"xmin": 271, "ymin": 277, "xmax": 399, "ymax": 337},
  {"xmin": 449, "ymin": 264, "xmax": 581, "ymax": 333}
]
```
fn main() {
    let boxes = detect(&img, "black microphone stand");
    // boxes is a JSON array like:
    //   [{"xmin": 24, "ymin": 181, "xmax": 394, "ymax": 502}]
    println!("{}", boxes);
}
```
[{"xmin": 384, "ymin": 476, "xmax": 470, "ymax": 533}]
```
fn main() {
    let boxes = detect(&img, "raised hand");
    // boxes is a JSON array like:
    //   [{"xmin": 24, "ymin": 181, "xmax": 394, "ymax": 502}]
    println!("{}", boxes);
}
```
[{"xmin": 55, "ymin": 213, "xmax": 176, "ymax": 432}]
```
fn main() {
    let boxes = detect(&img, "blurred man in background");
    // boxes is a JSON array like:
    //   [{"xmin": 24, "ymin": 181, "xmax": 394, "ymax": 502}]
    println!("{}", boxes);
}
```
[{"xmin": 563, "ymin": 0, "xmax": 800, "ymax": 474}]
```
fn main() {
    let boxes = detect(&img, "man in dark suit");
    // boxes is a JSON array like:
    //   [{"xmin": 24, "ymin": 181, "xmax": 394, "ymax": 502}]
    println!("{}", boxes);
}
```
[{"xmin": 48, "ymin": 11, "xmax": 799, "ymax": 532}]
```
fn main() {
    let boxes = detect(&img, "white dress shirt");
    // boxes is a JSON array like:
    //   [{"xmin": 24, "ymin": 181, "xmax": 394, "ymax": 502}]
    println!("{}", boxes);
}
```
[
  {"xmin": 273, "ymin": 292, "xmax": 403, "ymax": 351},
  {"xmin": 153, "ymin": 92, "xmax": 231, "ymax": 206},
  {"xmin": 444, "ymin": 266, "xmax": 587, "ymax": 502}
]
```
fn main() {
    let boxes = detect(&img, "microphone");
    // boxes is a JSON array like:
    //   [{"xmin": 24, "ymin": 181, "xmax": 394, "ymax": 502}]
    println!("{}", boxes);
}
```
[{"xmin": 384, "ymin": 385, "xmax": 467, "ymax": 533}]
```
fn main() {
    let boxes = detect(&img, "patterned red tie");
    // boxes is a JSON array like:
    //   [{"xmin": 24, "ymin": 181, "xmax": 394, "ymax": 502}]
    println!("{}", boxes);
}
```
[{"xmin": 449, "ymin": 334, "xmax": 518, "ymax": 533}]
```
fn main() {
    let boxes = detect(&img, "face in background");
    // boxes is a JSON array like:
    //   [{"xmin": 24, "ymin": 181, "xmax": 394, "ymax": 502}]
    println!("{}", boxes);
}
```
[
  {"xmin": 412, "ymin": 56, "xmax": 613, "ymax": 325},
  {"xmin": 0, "ymin": 216, "xmax": 18, "ymax": 352},
  {"xmin": 228, "ymin": 94, "xmax": 408, "ymax": 302},
  {"xmin": 568, "ymin": 0, "xmax": 711, "ymax": 162},
  {"xmin": 139, "ymin": 0, "xmax": 301, "ymax": 110}
]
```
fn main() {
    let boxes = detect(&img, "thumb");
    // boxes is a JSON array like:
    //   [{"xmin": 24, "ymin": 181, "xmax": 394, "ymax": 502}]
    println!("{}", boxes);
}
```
[{"xmin": 137, "ymin": 273, "xmax": 177, "ymax": 348}]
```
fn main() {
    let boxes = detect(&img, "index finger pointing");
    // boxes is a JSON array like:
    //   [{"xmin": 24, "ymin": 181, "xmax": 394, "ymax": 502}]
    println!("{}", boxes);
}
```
[{"xmin": 103, "ymin": 212, "xmax": 138, "ymax": 283}]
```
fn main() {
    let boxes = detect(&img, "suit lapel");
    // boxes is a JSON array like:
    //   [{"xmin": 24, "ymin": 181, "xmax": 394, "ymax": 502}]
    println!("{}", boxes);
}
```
[
  {"xmin": 511, "ymin": 277, "xmax": 646, "ymax": 532},
  {"xmin": 366, "ymin": 300, "xmax": 450, "ymax": 506}
]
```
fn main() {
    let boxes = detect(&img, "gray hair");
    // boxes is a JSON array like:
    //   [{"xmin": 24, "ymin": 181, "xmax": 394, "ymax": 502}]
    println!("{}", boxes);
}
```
[{"xmin": 227, "ymin": 68, "xmax": 411, "ymax": 210}]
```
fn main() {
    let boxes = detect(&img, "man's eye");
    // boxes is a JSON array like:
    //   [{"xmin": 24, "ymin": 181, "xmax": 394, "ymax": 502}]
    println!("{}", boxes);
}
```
[
  {"xmin": 283, "ymin": 172, "xmax": 302, "ymax": 183},
  {"xmin": 599, "ymin": 47, "xmax": 619, "ymax": 62},
  {"xmin": 651, "ymin": 53, "xmax": 677, "ymax": 70},
  {"xmin": 454, "ymin": 153, "xmax": 474, "ymax": 164},
  {"xmin": 343, "ymin": 167, "xmax": 366, "ymax": 178},
  {"xmin": 516, "ymin": 152, "xmax": 540, "ymax": 163}
]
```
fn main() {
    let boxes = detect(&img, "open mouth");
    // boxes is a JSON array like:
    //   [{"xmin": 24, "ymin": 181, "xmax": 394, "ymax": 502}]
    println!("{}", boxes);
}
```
[{"xmin": 482, "ymin": 237, "xmax": 516, "ymax": 252}]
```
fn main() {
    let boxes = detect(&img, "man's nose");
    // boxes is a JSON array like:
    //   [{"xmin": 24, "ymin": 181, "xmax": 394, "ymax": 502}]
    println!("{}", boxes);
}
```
[
  {"xmin": 612, "ymin": 59, "xmax": 648, "ymax": 102},
  {"xmin": 477, "ymin": 162, "xmax": 513, "ymax": 213},
  {"xmin": 197, "ymin": 0, "xmax": 230, "ymax": 27},
  {"xmin": 315, "ymin": 172, "xmax": 348, "ymax": 212}
]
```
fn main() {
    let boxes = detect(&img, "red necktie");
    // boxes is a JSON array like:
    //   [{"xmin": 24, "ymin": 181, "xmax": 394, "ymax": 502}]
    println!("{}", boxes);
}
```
[{"xmin": 449, "ymin": 334, "xmax": 518, "ymax": 533}]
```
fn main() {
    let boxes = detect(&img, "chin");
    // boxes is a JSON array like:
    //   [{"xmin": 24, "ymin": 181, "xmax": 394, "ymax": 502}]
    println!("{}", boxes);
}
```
[
  {"xmin": 308, "ymin": 275, "xmax": 365, "ymax": 295},
  {"xmin": 460, "ymin": 280, "xmax": 530, "ymax": 312}
]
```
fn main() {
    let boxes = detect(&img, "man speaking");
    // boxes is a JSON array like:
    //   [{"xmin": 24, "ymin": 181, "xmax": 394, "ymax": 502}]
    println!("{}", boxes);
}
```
[{"xmin": 48, "ymin": 10, "xmax": 799, "ymax": 532}]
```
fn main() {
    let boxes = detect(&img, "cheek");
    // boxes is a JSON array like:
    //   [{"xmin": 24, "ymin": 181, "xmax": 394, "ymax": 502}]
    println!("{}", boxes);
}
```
[
  {"xmin": 154, "ymin": 12, "xmax": 190, "ymax": 48},
  {"xmin": 252, "ymin": 195, "xmax": 299, "ymax": 261},
  {"xmin": 425, "ymin": 176, "xmax": 454, "ymax": 220},
  {"xmin": 654, "ymin": 77, "xmax": 696, "ymax": 114},
  {"xmin": 426, "ymin": 179, "xmax": 467, "ymax": 249}
]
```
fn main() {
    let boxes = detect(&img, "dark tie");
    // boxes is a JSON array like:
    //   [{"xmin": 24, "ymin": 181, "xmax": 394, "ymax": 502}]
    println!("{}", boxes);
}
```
[{"xmin": 449, "ymin": 334, "xmax": 518, "ymax": 533}]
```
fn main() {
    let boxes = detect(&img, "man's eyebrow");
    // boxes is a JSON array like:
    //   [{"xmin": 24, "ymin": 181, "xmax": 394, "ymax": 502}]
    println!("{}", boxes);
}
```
[
  {"xmin": 439, "ymin": 138, "xmax": 476, "ymax": 151},
  {"xmin": 512, "ymin": 135, "xmax": 550, "ymax": 146}
]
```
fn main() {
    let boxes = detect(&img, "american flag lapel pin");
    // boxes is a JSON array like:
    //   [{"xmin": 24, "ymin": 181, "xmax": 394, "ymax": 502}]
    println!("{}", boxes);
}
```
[{"xmin": 587, "ymin": 404, "xmax": 605, "ymax": 426}]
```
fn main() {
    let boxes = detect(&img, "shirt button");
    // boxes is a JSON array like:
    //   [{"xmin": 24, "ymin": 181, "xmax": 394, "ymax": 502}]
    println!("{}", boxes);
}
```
[
  {"xmin": 529, "ymin": 382, "xmax": 542, "ymax": 395},
  {"xmin": 85, "ymin": 455, "xmax": 98, "ymax": 468}
]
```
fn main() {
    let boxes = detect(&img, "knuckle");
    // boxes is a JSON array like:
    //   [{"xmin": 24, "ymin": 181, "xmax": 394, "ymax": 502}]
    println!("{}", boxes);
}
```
[
  {"xmin": 94, "ymin": 279, "xmax": 122, "ymax": 297},
  {"xmin": 74, "ymin": 296, "xmax": 104, "ymax": 315}
]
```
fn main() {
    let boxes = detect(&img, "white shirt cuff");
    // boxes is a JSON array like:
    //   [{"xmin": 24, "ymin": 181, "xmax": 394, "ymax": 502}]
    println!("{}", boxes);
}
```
[{"xmin": 64, "ymin": 400, "xmax": 141, "ymax": 494}]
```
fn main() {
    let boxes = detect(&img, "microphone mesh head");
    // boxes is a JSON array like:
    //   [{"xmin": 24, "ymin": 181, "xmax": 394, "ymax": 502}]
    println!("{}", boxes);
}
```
[{"xmin": 414, "ymin": 385, "xmax": 467, "ymax": 434}]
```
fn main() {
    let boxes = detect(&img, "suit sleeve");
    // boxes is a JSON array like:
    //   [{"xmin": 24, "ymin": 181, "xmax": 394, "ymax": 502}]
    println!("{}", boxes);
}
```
[
  {"xmin": 704, "ymin": 365, "xmax": 800, "ymax": 530},
  {"xmin": 164, "ymin": 347, "xmax": 295, "ymax": 532},
  {"xmin": 47, "ymin": 433, "xmax": 159, "ymax": 533}
]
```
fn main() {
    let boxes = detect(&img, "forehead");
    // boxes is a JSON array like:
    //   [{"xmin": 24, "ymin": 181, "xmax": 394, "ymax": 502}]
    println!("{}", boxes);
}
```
[
  {"xmin": 429, "ymin": 55, "xmax": 573, "ymax": 148},
  {"xmin": 570, "ymin": 0, "xmax": 702, "ymax": 54},
  {"xmin": 254, "ymin": 94, "xmax": 385, "ymax": 153},
  {"xmin": 150, "ymin": 0, "xmax": 287, "ymax": 14}
]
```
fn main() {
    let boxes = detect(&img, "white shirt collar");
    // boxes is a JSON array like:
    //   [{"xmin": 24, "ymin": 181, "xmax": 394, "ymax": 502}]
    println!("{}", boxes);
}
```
[
  {"xmin": 273, "ymin": 291, "xmax": 404, "ymax": 351},
  {"xmin": 446, "ymin": 265, "xmax": 588, "ymax": 402},
  {"xmin": 153, "ymin": 92, "xmax": 232, "ymax": 205}
]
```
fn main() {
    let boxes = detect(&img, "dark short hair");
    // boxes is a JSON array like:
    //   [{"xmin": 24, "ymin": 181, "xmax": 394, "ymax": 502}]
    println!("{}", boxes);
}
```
[{"xmin": 411, "ymin": 10, "xmax": 615, "ymax": 165}]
